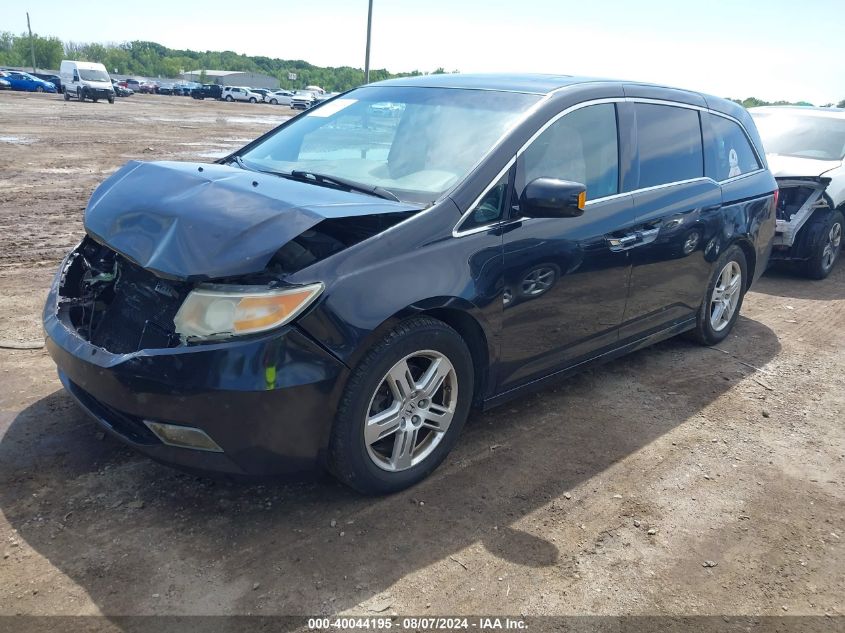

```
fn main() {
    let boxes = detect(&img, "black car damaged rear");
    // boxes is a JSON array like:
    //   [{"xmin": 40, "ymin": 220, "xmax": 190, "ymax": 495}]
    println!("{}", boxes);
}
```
[{"xmin": 45, "ymin": 74, "xmax": 778, "ymax": 493}]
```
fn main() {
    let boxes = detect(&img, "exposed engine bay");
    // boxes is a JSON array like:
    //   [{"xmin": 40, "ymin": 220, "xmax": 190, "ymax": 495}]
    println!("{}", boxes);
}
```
[{"xmin": 773, "ymin": 177, "xmax": 832, "ymax": 247}]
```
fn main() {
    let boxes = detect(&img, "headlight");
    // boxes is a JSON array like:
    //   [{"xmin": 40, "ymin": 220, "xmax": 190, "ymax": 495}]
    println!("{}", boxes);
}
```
[{"xmin": 174, "ymin": 283, "xmax": 323, "ymax": 340}]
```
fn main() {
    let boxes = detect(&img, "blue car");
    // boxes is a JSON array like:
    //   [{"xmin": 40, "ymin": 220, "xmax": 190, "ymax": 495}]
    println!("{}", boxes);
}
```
[{"xmin": 2, "ymin": 70, "xmax": 57, "ymax": 93}]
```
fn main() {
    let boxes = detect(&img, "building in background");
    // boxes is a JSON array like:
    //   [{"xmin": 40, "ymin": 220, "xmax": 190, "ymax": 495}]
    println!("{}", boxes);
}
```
[{"xmin": 181, "ymin": 70, "xmax": 279, "ymax": 89}]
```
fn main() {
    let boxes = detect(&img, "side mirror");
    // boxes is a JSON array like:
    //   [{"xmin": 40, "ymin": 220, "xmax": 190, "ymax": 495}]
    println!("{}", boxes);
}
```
[{"xmin": 520, "ymin": 178, "xmax": 587, "ymax": 218}]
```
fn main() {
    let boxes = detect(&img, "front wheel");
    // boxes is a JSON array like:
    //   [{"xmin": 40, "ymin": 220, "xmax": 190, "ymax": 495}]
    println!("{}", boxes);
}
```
[
  {"xmin": 64, "ymin": 90, "xmax": 70, "ymax": 101},
  {"xmin": 328, "ymin": 316, "xmax": 474, "ymax": 494},
  {"xmin": 36, "ymin": 86, "xmax": 44, "ymax": 93},
  {"xmin": 688, "ymin": 245, "xmax": 748, "ymax": 345},
  {"xmin": 249, "ymin": 97, "xmax": 257, "ymax": 103},
  {"xmin": 108, "ymin": 96, "xmax": 115, "ymax": 104},
  {"xmin": 77, "ymin": 88, "xmax": 85, "ymax": 102},
  {"xmin": 805, "ymin": 211, "xmax": 843, "ymax": 280}
]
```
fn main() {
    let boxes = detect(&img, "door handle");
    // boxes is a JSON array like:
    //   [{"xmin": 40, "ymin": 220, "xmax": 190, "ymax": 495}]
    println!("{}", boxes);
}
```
[{"xmin": 607, "ymin": 227, "xmax": 660, "ymax": 251}]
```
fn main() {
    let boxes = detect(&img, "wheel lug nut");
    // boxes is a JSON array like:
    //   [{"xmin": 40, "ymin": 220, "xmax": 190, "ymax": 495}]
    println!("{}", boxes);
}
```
[
  {"xmin": 418, "ymin": 399, "xmax": 428, "ymax": 407},
  {"xmin": 412, "ymin": 415, "xmax": 421, "ymax": 425}
]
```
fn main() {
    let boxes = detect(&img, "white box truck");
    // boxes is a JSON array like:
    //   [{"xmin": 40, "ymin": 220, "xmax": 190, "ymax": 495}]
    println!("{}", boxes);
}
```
[{"xmin": 60, "ymin": 60, "xmax": 115, "ymax": 103}]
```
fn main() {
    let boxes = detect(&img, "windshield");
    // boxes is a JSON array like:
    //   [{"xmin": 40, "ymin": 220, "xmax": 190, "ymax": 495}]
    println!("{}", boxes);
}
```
[
  {"xmin": 752, "ymin": 111, "xmax": 845, "ymax": 161},
  {"xmin": 240, "ymin": 86, "xmax": 539, "ymax": 204},
  {"xmin": 79, "ymin": 69, "xmax": 110, "ymax": 82}
]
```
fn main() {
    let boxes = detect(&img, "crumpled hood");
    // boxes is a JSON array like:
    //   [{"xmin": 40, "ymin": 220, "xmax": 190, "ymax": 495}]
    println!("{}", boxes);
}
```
[
  {"xmin": 84, "ymin": 161, "xmax": 418, "ymax": 280},
  {"xmin": 765, "ymin": 154, "xmax": 842, "ymax": 178}
]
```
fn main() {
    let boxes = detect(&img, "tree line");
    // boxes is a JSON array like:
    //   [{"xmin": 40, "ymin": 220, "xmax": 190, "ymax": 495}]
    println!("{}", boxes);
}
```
[
  {"xmin": 0, "ymin": 32, "xmax": 449, "ymax": 91},
  {"xmin": 0, "ymin": 31, "xmax": 843, "ymax": 104}
]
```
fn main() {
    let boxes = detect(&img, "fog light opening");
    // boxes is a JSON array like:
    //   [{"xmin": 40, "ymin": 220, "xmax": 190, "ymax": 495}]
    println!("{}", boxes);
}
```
[{"xmin": 143, "ymin": 421, "xmax": 224, "ymax": 452}]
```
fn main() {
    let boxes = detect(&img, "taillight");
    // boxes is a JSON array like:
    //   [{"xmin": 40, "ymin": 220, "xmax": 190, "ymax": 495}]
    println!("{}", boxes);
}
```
[{"xmin": 773, "ymin": 188, "xmax": 780, "ymax": 211}]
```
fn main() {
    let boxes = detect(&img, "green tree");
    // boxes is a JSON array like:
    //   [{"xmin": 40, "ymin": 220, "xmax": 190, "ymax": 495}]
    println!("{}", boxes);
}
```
[{"xmin": 838, "ymin": 99, "xmax": 845, "ymax": 109}]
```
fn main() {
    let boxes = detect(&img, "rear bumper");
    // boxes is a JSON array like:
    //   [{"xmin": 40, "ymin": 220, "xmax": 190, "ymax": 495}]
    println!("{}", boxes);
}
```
[{"xmin": 44, "ymin": 277, "xmax": 349, "ymax": 476}]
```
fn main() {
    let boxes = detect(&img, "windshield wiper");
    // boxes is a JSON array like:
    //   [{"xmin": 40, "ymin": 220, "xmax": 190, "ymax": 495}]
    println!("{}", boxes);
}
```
[{"xmin": 288, "ymin": 170, "xmax": 401, "ymax": 202}]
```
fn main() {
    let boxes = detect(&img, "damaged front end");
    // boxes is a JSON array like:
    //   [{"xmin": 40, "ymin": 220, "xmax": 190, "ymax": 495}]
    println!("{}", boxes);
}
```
[
  {"xmin": 49, "ymin": 161, "xmax": 421, "ymax": 355},
  {"xmin": 55, "ymin": 237, "xmax": 191, "ymax": 353}
]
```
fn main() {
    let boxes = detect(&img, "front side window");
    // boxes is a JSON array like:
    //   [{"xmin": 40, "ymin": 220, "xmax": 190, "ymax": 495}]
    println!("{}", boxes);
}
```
[
  {"xmin": 519, "ymin": 103, "xmax": 619, "ymax": 201},
  {"xmin": 635, "ymin": 103, "xmax": 703, "ymax": 188},
  {"xmin": 706, "ymin": 113, "xmax": 761, "ymax": 181},
  {"xmin": 240, "ymin": 86, "xmax": 539, "ymax": 204},
  {"xmin": 459, "ymin": 172, "xmax": 510, "ymax": 233}
]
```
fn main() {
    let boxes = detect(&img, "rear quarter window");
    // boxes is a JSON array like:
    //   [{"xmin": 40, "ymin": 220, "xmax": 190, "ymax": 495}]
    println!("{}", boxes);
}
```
[
  {"xmin": 635, "ymin": 103, "xmax": 703, "ymax": 189},
  {"xmin": 706, "ymin": 113, "xmax": 761, "ymax": 181}
]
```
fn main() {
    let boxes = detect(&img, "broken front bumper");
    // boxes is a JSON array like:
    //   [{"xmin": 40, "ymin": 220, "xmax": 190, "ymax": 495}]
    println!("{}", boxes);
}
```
[{"xmin": 43, "ymin": 274, "xmax": 349, "ymax": 476}]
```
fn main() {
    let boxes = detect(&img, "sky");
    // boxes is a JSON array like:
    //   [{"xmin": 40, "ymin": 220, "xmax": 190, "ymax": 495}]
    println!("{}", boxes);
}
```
[{"xmin": 3, "ymin": 0, "xmax": 843, "ymax": 104}]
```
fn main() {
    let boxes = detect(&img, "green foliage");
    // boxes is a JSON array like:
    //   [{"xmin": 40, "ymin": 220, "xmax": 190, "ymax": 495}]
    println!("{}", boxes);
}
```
[
  {"xmin": 730, "ymin": 96, "xmax": 816, "ymax": 108},
  {"xmin": 0, "ymin": 30, "xmax": 64, "ymax": 70},
  {"xmin": 1, "ymin": 32, "xmax": 447, "ymax": 91},
  {"xmin": 838, "ymin": 99, "xmax": 845, "ymax": 109}
]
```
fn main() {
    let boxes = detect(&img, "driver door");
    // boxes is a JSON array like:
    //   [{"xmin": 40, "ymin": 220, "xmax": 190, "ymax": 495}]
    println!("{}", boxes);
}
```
[{"xmin": 498, "ymin": 102, "xmax": 634, "ymax": 391}]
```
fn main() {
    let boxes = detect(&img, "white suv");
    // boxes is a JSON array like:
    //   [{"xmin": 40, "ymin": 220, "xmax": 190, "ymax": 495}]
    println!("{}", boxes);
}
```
[
  {"xmin": 266, "ymin": 90, "xmax": 293, "ymax": 106},
  {"xmin": 221, "ymin": 86, "xmax": 263, "ymax": 103},
  {"xmin": 750, "ymin": 106, "xmax": 845, "ymax": 278}
]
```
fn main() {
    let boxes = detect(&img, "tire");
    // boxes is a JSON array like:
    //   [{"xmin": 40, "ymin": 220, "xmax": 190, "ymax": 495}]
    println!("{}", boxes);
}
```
[
  {"xmin": 270, "ymin": 98, "xmax": 278, "ymax": 105},
  {"xmin": 225, "ymin": 95, "xmax": 233, "ymax": 102},
  {"xmin": 77, "ymin": 88, "xmax": 84, "ymax": 102},
  {"xmin": 804, "ymin": 210, "xmax": 843, "ymax": 280},
  {"xmin": 328, "ymin": 316, "xmax": 474, "ymax": 494},
  {"xmin": 688, "ymin": 244, "xmax": 748, "ymax": 346},
  {"xmin": 36, "ymin": 86, "xmax": 43, "ymax": 93},
  {"xmin": 108, "ymin": 96, "xmax": 114, "ymax": 104},
  {"xmin": 249, "ymin": 97, "xmax": 257, "ymax": 103},
  {"xmin": 64, "ymin": 90, "xmax": 70, "ymax": 101},
  {"xmin": 93, "ymin": 98, "xmax": 98, "ymax": 103}
]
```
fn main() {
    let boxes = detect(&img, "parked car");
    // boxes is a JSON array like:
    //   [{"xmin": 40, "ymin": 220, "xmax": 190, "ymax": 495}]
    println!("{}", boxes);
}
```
[
  {"xmin": 290, "ymin": 90, "xmax": 317, "ymax": 109},
  {"xmin": 125, "ymin": 79, "xmax": 141, "ymax": 92},
  {"xmin": 2, "ymin": 70, "xmax": 57, "ymax": 93},
  {"xmin": 33, "ymin": 72, "xmax": 63, "ymax": 93},
  {"xmin": 750, "ymin": 106, "xmax": 845, "ymax": 278},
  {"xmin": 157, "ymin": 83, "xmax": 177, "ymax": 95},
  {"xmin": 60, "ymin": 60, "xmax": 114, "ymax": 103},
  {"xmin": 314, "ymin": 92, "xmax": 340, "ymax": 105},
  {"xmin": 44, "ymin": 74, "xmax": 777, "ymax": 493},
  {"xmin": 221, "ymin": 86, "xmax": 263, "ymax": 103},
  {"xmin": 249, "ymin": 88, "xmax": 272, "ymax": 101},
  {"xmin": 111, "ymin": 80, "xmax": 134, "ymax": 97},
  {"xmin": 191, "ymin": 84, "xmax": 223, "ymax": 100},
  {"xmin": 138, "ymin": 81, "xmax": 158, "ymax": 94},
  {"xmin": 264, "ymin": 90, "xmax": 293, "ymax": 106},
  {"xmin": 0, "ymin": 72, "xmax": 10, "ymax": 90}
]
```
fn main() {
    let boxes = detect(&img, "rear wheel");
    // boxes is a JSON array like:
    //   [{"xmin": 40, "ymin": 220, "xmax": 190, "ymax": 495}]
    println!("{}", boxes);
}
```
[
  {"xmin": 328, "ymin": 317, "xmax": 474, "ymax": 494},
  {"xmin": 805, "ymin": 211, "xmax": 843, "ymax": 280},
  {"xmin": 36, "ymin": 86, "xmax": 44, "ymax": 93},
  {"xmin": 225, "ymin": 95, "xmax": 233, "ymax": 102},
  {"xmin": 270, "ymin": 98, "xmax": 278, "ymax": 105},
  {"xmin": 63, "ymin": 90, "xmax": 70, "ymax": 101},
  {"xmin": 689, "ymin": 244, "xmax": 747, "ymax": 346}
]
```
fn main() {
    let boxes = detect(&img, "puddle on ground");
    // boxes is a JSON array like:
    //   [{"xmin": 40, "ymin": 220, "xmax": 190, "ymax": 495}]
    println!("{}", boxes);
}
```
[{"xmin": 0, "ymin": 136, "xmax": 35, "ymax": 145}]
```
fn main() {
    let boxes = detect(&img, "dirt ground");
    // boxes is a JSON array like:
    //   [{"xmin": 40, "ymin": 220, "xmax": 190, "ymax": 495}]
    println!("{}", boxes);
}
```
[{"xmin": 0, "ymin": 91, "xmax": 843, "ymax": 627}]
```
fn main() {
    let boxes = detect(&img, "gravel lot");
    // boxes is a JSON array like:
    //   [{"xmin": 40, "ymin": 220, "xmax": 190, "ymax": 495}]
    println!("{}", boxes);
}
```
[{"xmin": 0, "ymin": 91, "xmax": 842, "ymax": 626}]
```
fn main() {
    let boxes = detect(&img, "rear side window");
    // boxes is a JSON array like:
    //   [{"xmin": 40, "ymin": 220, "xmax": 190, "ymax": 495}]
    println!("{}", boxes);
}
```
[
  {"xmin": 706, "ymin": 113, "xmax": 761, "ymax": 181},
  {"xmin": 635, "ymin": 103, "xmax": 703, "ymax": 188}
]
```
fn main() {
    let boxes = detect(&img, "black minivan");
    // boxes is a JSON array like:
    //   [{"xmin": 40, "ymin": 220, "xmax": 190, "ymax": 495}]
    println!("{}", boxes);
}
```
[{"xmin": 44, "ymin": 74, "xmax": 777, "ymax": 493}]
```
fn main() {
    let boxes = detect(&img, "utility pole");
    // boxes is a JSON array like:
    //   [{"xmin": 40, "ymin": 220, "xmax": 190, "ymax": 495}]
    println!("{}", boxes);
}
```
[
  {"xmin": 26, "ymin": 12, "xmax": 37, "ymax": 73},
  {"xmin": 364, "ymin": 0, "xmax": 373, "ymax": 84}
]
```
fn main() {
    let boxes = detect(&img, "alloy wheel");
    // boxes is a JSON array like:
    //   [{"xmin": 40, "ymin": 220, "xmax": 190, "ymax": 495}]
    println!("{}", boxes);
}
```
[
  {"xmin": 709, "ymin": 261, "xmax": 742, "ymax": 332},
  {"xmin": 520, "ymin": 266, "xmax": 556, "ymax": 296},
  {"xmin": 822, "ymin": 221, "xmax": 842, "ymax": 272},
  {"xmin": 364, "ymin": 350, "xmax": 458, "ymax": 472}
]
